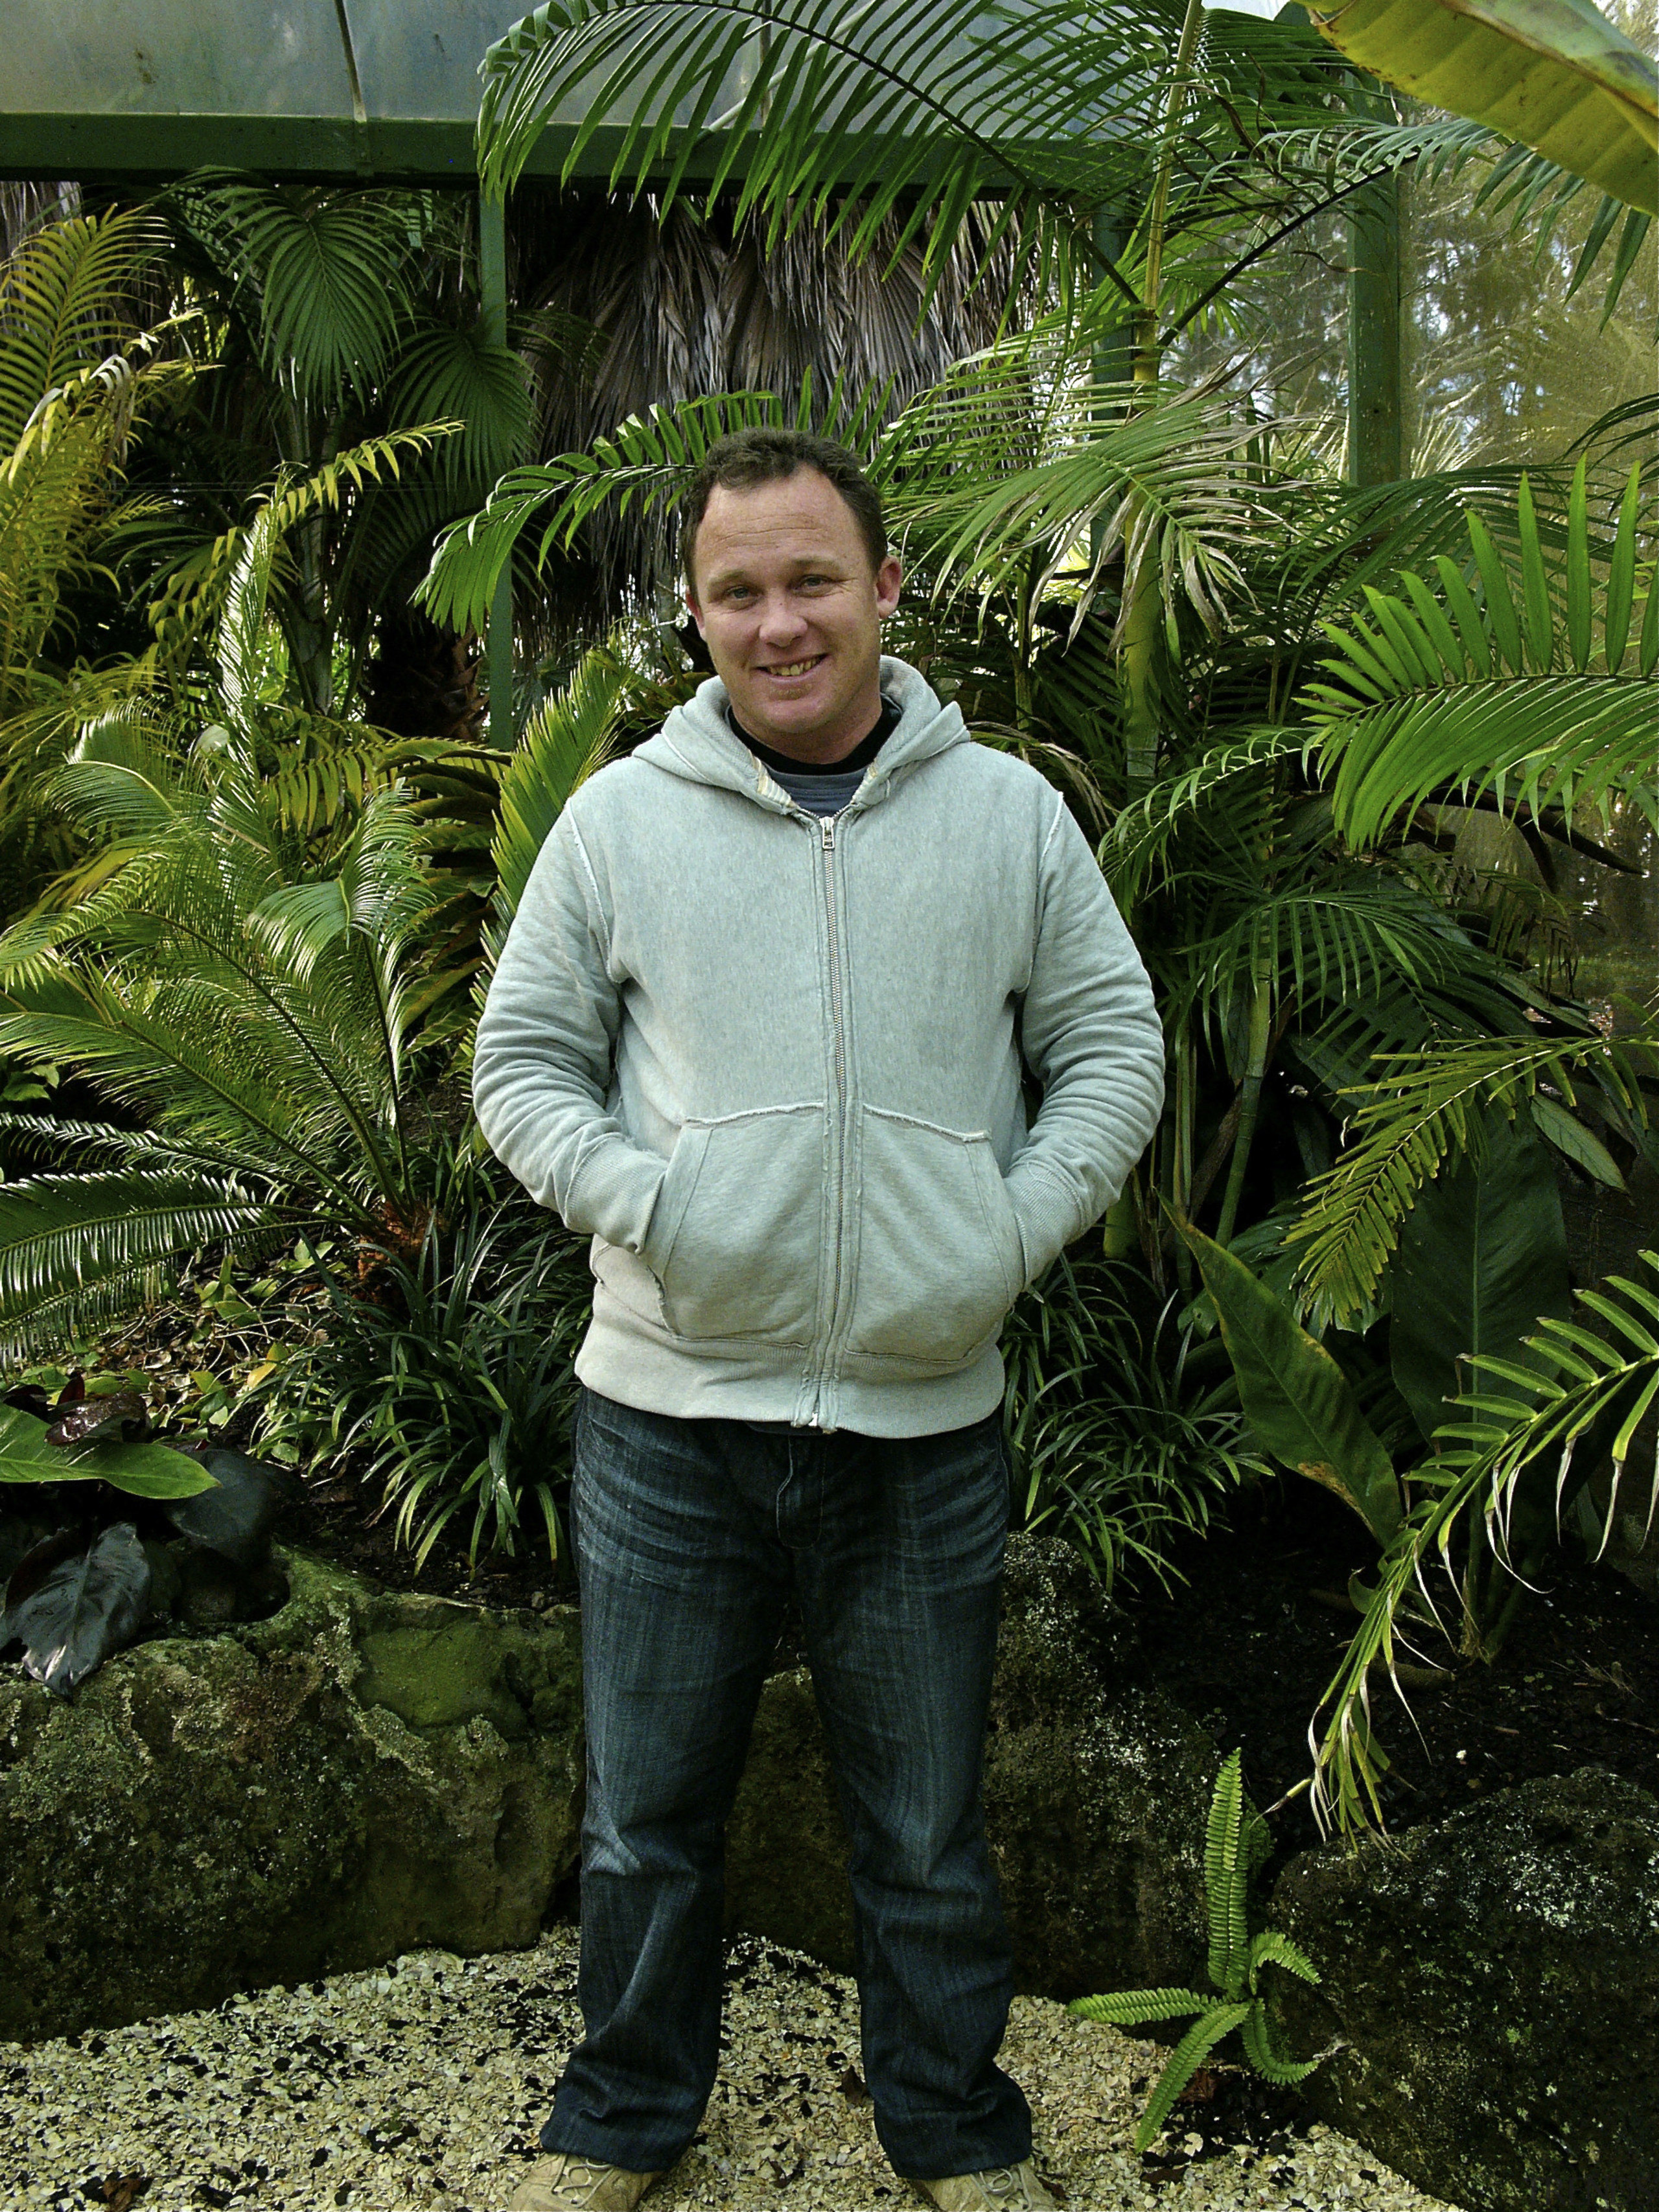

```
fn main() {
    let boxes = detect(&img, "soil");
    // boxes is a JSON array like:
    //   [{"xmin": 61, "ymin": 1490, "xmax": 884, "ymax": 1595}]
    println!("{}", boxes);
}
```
[{"xmin": 1124, "ymin": 1476, "xmax": 1659, "ymax": 1861}]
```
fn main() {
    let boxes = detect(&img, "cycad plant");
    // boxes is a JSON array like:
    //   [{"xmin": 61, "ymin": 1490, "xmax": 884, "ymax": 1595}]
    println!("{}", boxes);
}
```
[
  {"xmin": 0, "ymin": 487, "xmax": 458, "ymax": 1355},
  {"xmin": 1069, "ymin": 1749, "xmax": 1320, "ymax": 2151}
]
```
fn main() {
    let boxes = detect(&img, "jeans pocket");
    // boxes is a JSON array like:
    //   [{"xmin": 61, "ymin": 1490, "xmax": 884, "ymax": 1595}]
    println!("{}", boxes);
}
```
[
  {"xmin": 848, "ymin": 1108, "xmax": 1024, "ymax": 1366},
  {"xmin": 645, "ymin": 1106, "xmax": 826, "ymax": 1344}
]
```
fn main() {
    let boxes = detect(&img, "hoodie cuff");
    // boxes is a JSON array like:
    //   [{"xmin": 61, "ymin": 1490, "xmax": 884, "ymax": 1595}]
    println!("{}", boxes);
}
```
[
  {"xmin": 564, "ymin": 1135, "xmax": 669, "ymax": 1255},
  {"xmin": 1003, "ymin": 1157, "xmax": 1084, "ymax": 1288}
]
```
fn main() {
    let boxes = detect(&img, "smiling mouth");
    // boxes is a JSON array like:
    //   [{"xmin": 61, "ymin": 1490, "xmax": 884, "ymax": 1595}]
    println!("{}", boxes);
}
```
[{"xmin": 758, "ymin": 656, "xmax": 825, "ymax": 679}]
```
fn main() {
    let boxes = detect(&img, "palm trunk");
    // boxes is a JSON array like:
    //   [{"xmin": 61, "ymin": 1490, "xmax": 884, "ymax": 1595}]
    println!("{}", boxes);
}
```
[{"xmin": 1214, "ymin": 975, "xmax": 1271, "ymax": 1246}]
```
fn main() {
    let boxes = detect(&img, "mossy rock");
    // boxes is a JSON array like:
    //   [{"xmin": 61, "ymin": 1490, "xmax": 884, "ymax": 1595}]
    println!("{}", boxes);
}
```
[
  {"xmin": 723, "ymin": 1535, "xmax": 1216, "ymax": 1996},
  {"xmin": 1268, "ymin": 1767, "xmax": 1659, "ymax": 2212},
  {"xmin": 0, "ymin": 1549, "xmax": 583, "ymax": 2044}
]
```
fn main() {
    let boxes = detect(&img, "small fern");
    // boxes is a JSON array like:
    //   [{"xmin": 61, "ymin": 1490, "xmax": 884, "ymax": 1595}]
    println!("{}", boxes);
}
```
[{"xmin": 1069, "ymin": 1750, "xmax": 1321, "ymax": 2152}]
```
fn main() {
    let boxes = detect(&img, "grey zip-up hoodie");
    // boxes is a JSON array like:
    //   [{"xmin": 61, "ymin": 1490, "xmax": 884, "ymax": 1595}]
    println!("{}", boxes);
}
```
[{"xmin": 472, "ymin": 656, "xmax": 1165, "ymax": 1434}]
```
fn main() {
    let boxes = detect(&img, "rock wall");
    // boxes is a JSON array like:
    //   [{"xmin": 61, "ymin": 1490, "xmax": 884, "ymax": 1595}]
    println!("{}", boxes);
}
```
[
  {"xmin": 0, "ymin": 1552, "xmax": 583, "ymax": 2043},
  {"xmin": 1270, "ymin": 1769, "xmax": 1659, "ymax": 2212}
]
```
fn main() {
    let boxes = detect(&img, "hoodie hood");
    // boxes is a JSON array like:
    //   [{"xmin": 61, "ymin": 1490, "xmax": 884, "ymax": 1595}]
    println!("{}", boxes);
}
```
[{"xmin": 635, "ymin": 655, "xmax": 969, "ymax": 809}]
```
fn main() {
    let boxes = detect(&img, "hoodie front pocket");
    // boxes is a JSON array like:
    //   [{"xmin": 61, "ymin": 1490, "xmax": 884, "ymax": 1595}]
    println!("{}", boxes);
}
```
[
  {"xmin": 645, "ymin": 1106, "xmax": 826, "ymax": 1344},
  {"xmin": 847, "ymin": 1108, "xmax": 1024, "ymax": 1366}
]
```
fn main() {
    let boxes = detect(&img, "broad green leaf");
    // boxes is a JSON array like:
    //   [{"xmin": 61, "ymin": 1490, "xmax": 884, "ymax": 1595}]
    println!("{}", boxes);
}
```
[
  {"xmin": 0, "ymin": 1405, "xmax": 218, "ymax": 1500},
  {"xmin": 1531, "ymin": 1091, "xmax": 1625, "ymax": 1187},
  {"xmin": 1179, "ymin": 1226, "xmax": 1403, "ymax": 1541},
  {"xmin": 1305, "ymin": 0, "xmax": 1659, "ymax": 215},
  {"xmin": 1390, "ymin": 1107, "xmax": 1573, "ymax": 1442}
]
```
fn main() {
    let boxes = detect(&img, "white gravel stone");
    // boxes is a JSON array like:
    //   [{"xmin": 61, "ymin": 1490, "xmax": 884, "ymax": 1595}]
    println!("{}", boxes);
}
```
[{"xmin": 0, "ymin": 1930, "xmax": 1462, "ymax": 2212}]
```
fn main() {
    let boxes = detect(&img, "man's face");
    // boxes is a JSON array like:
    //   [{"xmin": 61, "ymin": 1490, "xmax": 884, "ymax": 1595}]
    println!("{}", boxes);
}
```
[{"xmin": 686, "ymin": 468, "xmax": 903, "ymax": 765}]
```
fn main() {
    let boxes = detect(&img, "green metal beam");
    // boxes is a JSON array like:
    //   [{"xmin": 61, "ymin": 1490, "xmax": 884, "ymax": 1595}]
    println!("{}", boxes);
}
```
[{"xmin": 0, "ymin": 111, "xmax": 1030, "ymax": 191}]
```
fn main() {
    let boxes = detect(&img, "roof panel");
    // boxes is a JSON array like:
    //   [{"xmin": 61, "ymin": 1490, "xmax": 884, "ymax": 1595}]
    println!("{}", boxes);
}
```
[
  {"xmin": 346, "ymin": 1, "xmax": 522, "ymax": 121},
  {"xmin": 0, "ymin": 1, "xmax": 357, "ymax": 118}
]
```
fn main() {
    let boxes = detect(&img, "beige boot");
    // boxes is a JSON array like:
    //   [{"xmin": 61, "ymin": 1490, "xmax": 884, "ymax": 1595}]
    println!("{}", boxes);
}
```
[
  {"xmin": 911, "ymin": 2161, "xmax": 1058, "ymax": 2210},
  {"xmin": 505, "ymin": 2153, "xmax": 661, "ymax": 2211}
]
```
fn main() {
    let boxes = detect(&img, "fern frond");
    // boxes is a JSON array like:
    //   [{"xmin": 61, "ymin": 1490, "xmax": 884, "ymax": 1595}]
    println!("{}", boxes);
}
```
[
  {"xmin": 1247, "ymin": 1928, "xmax": 1320, "ymax": 1990},
  {"xmin": 1067, "ymin": 1988, "xmax": 1209, "ymax": 2026},
  {"xmin": 1134, "ymin": 2003, "xmax": 1254, "ymax": 2152},
  {"xmin": 1204, "ymin": 1748, "xmax": 1250, "ymax": 1997},
  {"xmin": 1240, "ymin": 2002, "xmax": 1321, "ymax": 2085}
]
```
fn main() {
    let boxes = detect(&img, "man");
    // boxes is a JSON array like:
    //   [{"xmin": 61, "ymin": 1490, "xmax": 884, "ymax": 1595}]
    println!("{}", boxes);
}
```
[{"xmin": 473, "ymin": 427, "xmax": 1165, "ymax": 2212}]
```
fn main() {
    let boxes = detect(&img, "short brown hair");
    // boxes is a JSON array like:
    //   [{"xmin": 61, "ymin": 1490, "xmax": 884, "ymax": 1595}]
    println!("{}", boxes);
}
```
[{"xmin": 681, "ymin": 426, "xmax": 888, "ymax": 591}]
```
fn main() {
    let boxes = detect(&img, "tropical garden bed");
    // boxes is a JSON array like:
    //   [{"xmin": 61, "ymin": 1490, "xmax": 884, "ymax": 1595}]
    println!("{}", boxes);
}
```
[{"xmin": 1, "ymin": 1, "xmax": 1657, "ymax": 2202}]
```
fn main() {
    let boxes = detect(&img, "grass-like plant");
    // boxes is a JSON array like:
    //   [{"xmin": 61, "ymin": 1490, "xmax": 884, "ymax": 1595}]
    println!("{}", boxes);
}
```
[
  {"xmin": 1003, "ymin": 1253, "xmax": 1270, "ymax": 1592},
  {"xmin": 1069, "ymin": 1749, "xmax": 1321, "ymax": 2151},
  {"xmin": 248, "ymin": 1174, "xmax": 592, "ymax": 1569}
]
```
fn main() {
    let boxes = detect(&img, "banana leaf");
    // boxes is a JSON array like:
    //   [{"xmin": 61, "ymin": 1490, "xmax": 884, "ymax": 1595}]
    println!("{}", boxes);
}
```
[{"xmin": 1306, "ymin": 0, "xmax": 1659, "ymax": 213}]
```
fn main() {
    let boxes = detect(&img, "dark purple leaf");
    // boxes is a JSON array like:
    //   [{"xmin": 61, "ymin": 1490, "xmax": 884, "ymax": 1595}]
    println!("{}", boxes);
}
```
[
  {"xmin": 162, "ymin": 1448, "xmax": 296, "ymax": 1568},
  {"xmin": 56, "ymin": 1371, "xmax": 85, "ymax": 1406},
  {"xmin": 5, "ymin": 1522, "xmax": 151, "ymax": 1697},
  {"xmin": 45, "ymin": 1391, "xmax": 150, "ymax": 1447},
  {"xmin": 3, "ymin": 1385, "xmax": 54, "ymax": 1421}
]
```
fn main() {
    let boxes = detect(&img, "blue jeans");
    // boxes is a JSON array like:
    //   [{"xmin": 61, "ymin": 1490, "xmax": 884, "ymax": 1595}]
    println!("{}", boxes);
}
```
[{"xmin": 544, "ymin": 1387, "xmax": 1032, "ymax": 2181}]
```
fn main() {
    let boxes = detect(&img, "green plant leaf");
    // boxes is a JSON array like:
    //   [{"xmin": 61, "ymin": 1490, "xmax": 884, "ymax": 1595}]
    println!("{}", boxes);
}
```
[
  {"xmin": 1390, "ymin": 1106, "xmax": 1573, "ymax": 1443},
  {"xmin": 1605, "ymin": 463, "xmax": 1640, "ymax": 674},
  {"xmin": 1247, "ymin": 1928, "xmax": 1321, "ymax": 1988},
  {"xmin": 1305, "ymin": 0, "xmax": 1659, "ymax": 214},
  {"xmin": 1134, "ymin": 2002, "xmax": 1255, "ymax": 2151},
  {"xmin": 1566, "ymin": 458, "xmax": 1593, "ymax": 673},
  {"xmin": 1240, "ymin": 2001, "xmax": 1322, "ymax": 2085},
  {"xmin": 1179, "ymin": 1226, "xmax": 1403, "ymax": 1541},
  {"xmin": 1204, "ymin": 1748, "xmax": 1250, "ymax": 1996},
  {"xmin": 1067, "ymin": 1988, "xmax": 1210, "ymax": 2025},
  {"xmin": 0, "ymin": 1406, "xmax": 217, "ymax": 1499},
  {"xmin": 1529, "ymin": 1092, "xmax": 1625, "ymax": 1187}
]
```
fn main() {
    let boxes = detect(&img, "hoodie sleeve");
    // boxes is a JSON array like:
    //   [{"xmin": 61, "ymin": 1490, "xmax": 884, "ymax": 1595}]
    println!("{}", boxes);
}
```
[
  {"xmin": 1001, "ymin": 794, "xmax": 1165, "ymax": 1283},
  {"xmin": 471, "ymin": 810, "xmax": 666, "ymax": 1252}
]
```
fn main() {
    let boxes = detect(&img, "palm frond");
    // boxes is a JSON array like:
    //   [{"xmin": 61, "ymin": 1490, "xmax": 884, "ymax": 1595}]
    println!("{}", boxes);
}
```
[
  {"xmin": 487, "ymin": 642, "xmax": 637, "ymax": 964},
  {"xmin": 1310, "ymin": 1253, "xmax": 1659, "ymax": 1834},
  {"xmin": 1310, "ymin": 461, "xmax": 1659, "ymax": 846},
  {"xmin": 420, "ymin": 384, "xmax": 880, "ymax": 632},
  {"xmin": 1288, "ymin": 1034, "xmax": 1659, "ymax": 1320},
  {"xmin": 0, "ymin": 1165, "xmax": 277, "ymax": 1360}
]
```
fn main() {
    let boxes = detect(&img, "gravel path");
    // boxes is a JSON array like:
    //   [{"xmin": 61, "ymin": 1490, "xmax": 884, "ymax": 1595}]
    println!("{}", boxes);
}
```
[{"xmin": 2, "ymin": 1931, "xmax": 1459, "ymax": 2212}]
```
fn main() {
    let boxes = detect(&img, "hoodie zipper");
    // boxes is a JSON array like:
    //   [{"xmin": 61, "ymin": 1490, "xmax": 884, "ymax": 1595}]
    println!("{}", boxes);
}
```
[{"xmin": 808, "ymin": 809, "xmax": 852, "ymax": 1427}]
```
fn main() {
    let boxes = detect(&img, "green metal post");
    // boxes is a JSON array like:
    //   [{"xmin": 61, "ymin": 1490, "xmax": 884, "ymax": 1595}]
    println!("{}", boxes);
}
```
[
  {"xmin": 478, "ymin": 192, "xmax": 513, "ymax": 748},
  {"xmin": 1347, "ymin": 168, "xmax": 1404, "ymax": 486}
]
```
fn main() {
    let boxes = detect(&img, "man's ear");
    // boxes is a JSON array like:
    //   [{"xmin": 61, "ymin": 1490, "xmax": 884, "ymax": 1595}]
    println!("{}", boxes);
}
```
[
  {"xmin": 684, "ymin": 581, "xmax": 708, "ymax": 638},
  {"xmin": 875, "ymin": 553, "xmax": 903, "ymax": 620}
]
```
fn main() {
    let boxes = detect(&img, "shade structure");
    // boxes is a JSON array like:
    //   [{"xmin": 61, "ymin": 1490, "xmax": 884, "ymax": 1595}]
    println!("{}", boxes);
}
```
[
  {"xmin": 0, "ymin": 0, "xmax": 1054, "ymax": 187},
  {"xmin": 0, "ymin": 0, "xmax": 701, "ymax": 182}
]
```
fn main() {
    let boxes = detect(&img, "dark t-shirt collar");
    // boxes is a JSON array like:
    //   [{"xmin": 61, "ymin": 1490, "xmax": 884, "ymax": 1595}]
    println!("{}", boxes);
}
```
[{"xmin": 728, "ymin": 696, "xmax": 900, "ymax": 781}]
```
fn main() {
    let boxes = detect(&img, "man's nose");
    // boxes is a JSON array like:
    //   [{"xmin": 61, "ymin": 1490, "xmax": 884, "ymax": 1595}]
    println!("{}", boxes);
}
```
[{"xmin": 756, "ymin": 592, "xmax": 807, "ymax": 642}]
